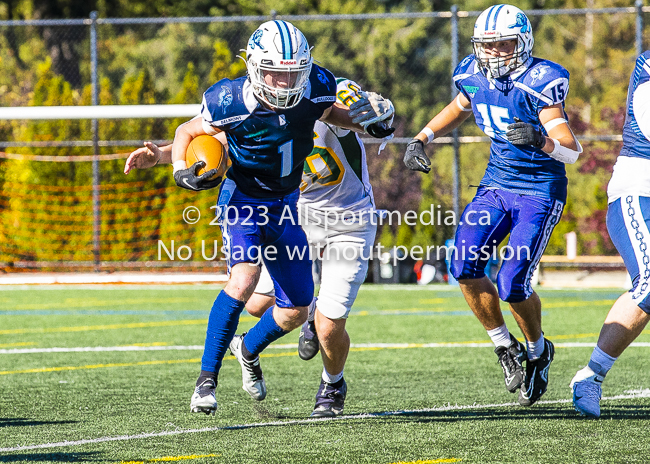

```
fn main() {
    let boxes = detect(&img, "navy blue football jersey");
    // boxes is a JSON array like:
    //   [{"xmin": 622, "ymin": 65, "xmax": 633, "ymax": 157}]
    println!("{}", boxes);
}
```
[
  {"xmin": 200, "ymin": 64, "xmax": 337, "ymax": 198},
  {"xmin": 454, "ymin": 55, "xmax": 571, "ymax": 201},
  {"xmin": 620, "ymin": 51, "xmax": 650, "ymax": 161}
]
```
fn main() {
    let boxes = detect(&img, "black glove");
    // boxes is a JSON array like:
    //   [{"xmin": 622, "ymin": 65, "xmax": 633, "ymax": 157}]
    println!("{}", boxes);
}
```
[
  {"xmin": 173, "ymin": 161, "xmax": 222, "ymax": 191},
  {"xmin": 506, "ymin": 117, "xmax": 546, "ymax": 148},
  {"xmin": 366, "ymin": 122, "xmax": 396, "ymax": 139},
  {"xmin": 403, "ymin": 139, "xmax": 431, "ymax": 173}
]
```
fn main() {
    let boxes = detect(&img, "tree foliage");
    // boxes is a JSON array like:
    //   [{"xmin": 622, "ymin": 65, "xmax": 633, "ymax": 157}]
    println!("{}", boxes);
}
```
[{"xmin": 0, "ymin": 0, "xmax": 642, "ymax": 263}]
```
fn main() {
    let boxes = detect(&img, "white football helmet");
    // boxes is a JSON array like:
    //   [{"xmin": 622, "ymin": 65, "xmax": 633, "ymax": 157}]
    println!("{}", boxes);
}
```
[
  {"xmin": 471, "ymin": 4, "xmax": 534, "ymax": 79},
  {"xmin": 246, "ymin": 20, "xmax": 313, "ymax": 109}
]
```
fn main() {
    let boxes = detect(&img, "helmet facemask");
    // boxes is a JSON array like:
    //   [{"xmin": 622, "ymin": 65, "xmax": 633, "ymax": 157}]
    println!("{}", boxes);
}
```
[
  {"xmin": 245, "ymin": 20, "xmax": 313, "ymax": 110},
  {"xmin": 248, "ymin": 59, "xmax": 311, "ymax": 109},
  {"xmin": 471, "ymin": 5, "xmax": 534, "ymax": 80},
  {"xmin": 472, "ymin": 36, "xmax": 527, "ymax": 79}
]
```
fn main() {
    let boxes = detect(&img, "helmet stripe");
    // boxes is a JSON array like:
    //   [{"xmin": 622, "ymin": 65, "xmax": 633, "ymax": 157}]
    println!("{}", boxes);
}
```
[
  {"xmin": 491, "ymin": 4, "xmax": 505, "ymax": 30},
  {"xmin": 484, "ymin": 5, "xmax": 496, "ymax": 30},
  {"xmin": 275, "ymin": 20, "xmax": 292, "ymax": 59}
]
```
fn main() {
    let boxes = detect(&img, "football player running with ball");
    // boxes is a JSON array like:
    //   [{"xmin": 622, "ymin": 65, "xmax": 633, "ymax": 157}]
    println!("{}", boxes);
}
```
[
  {"xmin": 404, "ymin": 4, "xmax": 581, "ymax": 406},
  {"xmin": 126, "ymin": 77, "xmax": 393, "ymax": 417},
  {"xmin": 128, "ymin": 20, "xmax": 393, "ymax": 415},
  {"xmin": 570, "ymin": 51, "xmax": 650, "ymax": 418}
]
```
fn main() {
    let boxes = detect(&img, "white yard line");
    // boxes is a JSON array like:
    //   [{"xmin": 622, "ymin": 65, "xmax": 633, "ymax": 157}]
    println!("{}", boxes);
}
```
[
  {"xmin": 2, "ymin": 390, "xmax": 650, "ymax": 453},
  {"xmin": 4, "ymin": 342, "xmax": 650, "ymax": 354}
]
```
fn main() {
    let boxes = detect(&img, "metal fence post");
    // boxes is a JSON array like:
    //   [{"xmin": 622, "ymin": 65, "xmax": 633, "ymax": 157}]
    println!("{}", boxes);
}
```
[
  {"xmin": 450, "ymin": 5, "xmax": 461, "ymax": 223},
  {"xmin": 636, "ymin": 0, "xmax": 644, "ymax": 56},
  {"xmin": 90, "ymin": 11, "xmax": 100, "ymax": 270}
]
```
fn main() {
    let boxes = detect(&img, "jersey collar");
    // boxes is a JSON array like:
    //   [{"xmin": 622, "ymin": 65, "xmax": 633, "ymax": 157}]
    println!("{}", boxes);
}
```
[
  {"xmin": 242, "ymin": 79, "xmax": 260, "ymax": 113},
  {"xmin": 509, "ymin": 56, "xmax": 534, "ymax": 80}
]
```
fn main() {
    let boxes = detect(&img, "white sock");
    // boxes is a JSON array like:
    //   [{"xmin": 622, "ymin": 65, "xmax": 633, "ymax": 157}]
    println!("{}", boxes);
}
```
[
  {"xmin": 588, "ymin": 345, "xmax": 617, "ymax": 377},
  {"xmin": 322, "ymin": 368, "xmax": 344, "ymax": 384},
  {"xmin": 487, "ymin": 323, "xmax": 512, "ymax": 348},
  {"xmin": 527, "ymin": 334, "xmax": 545, "ymax": 360}
]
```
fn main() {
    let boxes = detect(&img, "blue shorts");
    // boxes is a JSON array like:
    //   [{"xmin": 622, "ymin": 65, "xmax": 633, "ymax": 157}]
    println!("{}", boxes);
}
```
[
  {"xmin": 450, "ymin": 188, "xmax": 564, "ymax": 303},
  {"xmin": 216, "ymin": 179, "xmax": 314, "ymax": 308},
  {"xmin": 607, "ymin": 196, "xmax": 650, "ymax": 314}
]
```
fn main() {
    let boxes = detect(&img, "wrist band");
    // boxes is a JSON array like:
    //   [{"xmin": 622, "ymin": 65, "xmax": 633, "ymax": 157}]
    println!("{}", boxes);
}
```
[
  {"xmin": 172, "ymin": 160, "xmax": 187, "ymax": 173},
  {"xmin": 421, "ymin": 127, "xmax": 435, "ymax": 144}
]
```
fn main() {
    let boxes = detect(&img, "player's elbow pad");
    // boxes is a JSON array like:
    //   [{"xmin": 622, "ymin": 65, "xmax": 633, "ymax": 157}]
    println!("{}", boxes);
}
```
[{"xmin": 549, "ymin": 138, "xmax": 582, "ymax": 164}]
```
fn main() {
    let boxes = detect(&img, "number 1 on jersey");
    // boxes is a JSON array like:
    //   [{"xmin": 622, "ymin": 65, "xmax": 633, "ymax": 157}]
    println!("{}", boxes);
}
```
[{"xmin": 279, "ymin": 140, "xmax": 293, "ymax": 177}]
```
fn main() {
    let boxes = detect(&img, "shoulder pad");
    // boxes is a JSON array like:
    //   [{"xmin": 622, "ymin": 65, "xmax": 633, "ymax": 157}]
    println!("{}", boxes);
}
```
[
  {"xmin": 519, "ymin": 60, "xmax": 570, "ymax": 106},
  {"xmin": 633, "ymin": 53, "xmax": 650, "ymax": 83},
  {"xmin": 201, "ymin": 77, "xmax": 250, "ymax": 128},
  {"xmin": 308, "ymin": 65, "xmax": 337, "ymax": 105},
  {"xmin": 453, "ymin": 54, "xmax": 479, "ymax": 80},
  {"xmin": 453, "ymin": 55, "xmax": 480, "ymax": 97},
  {"xmin": 335, "ymin": 78, "xmax": 363, "ymax": 107}
]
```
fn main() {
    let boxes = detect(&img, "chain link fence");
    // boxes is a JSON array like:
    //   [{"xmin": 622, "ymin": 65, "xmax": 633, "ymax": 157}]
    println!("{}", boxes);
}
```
[{"xmin": 0, "ymin": 5, "xmax": 647, "ymax": 270}]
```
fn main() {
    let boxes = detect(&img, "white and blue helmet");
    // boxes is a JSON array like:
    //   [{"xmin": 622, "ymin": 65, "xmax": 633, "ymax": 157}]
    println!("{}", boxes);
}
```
[
  {"xmin": 246, "ymin": 20, "xmax": 313, "ymax": 109},
  {"xmin": 472, "ymin": 4, "xmax": 534, "ymax": 79}
]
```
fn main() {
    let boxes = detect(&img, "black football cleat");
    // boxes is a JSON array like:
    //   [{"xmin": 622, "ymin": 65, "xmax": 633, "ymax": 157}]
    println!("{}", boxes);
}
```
[{"xmin": 494, "ymin": 335, "xmax": 527, "ymax": 393}]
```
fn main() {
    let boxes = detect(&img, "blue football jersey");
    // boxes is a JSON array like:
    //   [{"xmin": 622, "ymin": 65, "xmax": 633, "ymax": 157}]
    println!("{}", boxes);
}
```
[
  {"xmin": 200, "ymin": 64, "xmax": 337, "ymax": 198},
  {"xmin": 454, "ymin": 55, "xmax": 571, "ymax": 201},
  {"xmin": 619, "ymin": 51, "xmax": 650, "ymax": 161}
]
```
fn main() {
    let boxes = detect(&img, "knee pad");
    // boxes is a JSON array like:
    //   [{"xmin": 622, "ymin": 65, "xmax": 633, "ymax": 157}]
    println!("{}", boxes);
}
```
[
  {"xmin": 631, "ymin": 275, "xmax": 650, "ymax": 314},
  {"xmin": 638, "ymin": 297, "xmax": 650, "ymax": 315},
  {"xmin": 497, "ymin": 274, "xmax": 527, "ymax": 303},
  {"xmin": 451, "ymin": 259, "xmax": 485, "ymax": 280},
  {"xmin": 316, "ymin": 295, "xmax": 350, "ymax": 320}
]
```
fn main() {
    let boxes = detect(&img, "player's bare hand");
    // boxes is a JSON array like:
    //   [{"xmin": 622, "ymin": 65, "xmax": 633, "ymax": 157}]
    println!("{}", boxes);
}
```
[
  {"xmin": 403, "ymin": 139, "xmax": 431, "ymax": 173},
  {"xmin": 124, "ymin": 142, "xmax": 162, "ymax": 174},
  {"xmin": 173, "ymin": 161, "xmax": 222, "ymax": 191},
  {"xmin": 506, "ymin": 117, "xmax": 545, "ymax": 148}
]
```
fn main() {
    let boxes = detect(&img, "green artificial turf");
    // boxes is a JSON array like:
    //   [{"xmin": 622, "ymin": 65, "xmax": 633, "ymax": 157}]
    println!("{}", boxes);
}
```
[{"xmin": 1, "ymin": 285, "xmax": 649, "ymax": 463}]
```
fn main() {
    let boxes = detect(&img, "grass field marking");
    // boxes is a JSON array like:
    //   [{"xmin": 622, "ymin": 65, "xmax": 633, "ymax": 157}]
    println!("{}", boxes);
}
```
[
  {"xmin": 541, "ymin": 299, "xmax": 615, "ymax": 308},
  {"xmin": 546, "ymin": 332, "xmax": 600, "ymax": 340},
  {"xmin": 391, "ymin": 459, "xmax": 462, "ymax": 464},
  {"xmin": 0, "ymin": 319, "xmax": 208, "ymax": 335},
  {"xmin": 7, "ymin": 297, "xmax": 205, "ymax": 311},
  {"xmin": 0, "ymin": 341, "xmax": 35, "ymax": 348},
  {"xmin": 0, "ymin": 345, "xmax": 204, "ymax": 354},
  {"xmin": 7, "ymin": 341, "xmax": 650, "ymax": 356},
  {"xmin": 119, "ymin": 454, "xmax": 220, "ymax": 463},
  {"xmin": 2, "ymin": 390, "xmax": 649, "ymax": 454},
  {"xmin": 362, "ymin": 285, "xmax": 462, "ymax": 291},
  {"xmin": 352, "ymin": 308, "xmax": 473, "ymax": 315},
  {"xmin": 0, "ymin": 352, "xmax": 300, "ymax": 375},
  {"xmin": 0, "ymin": 358, "xmax": 201, "ymax": 375},
  {"xmin": 122, "ymin": 342, "xmax": 169, "ymax": 347}
]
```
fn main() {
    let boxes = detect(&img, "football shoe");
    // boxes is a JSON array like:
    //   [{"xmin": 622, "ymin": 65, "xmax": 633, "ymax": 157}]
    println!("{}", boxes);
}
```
[
  {"xmin": 494, "ymin": 335, "xmax": 527, "ymax": 393},
  {"xmin": 518, "ymin": 338, "xmax": 555, "ymax": 406},
  {"xmin": 229, "ymin": 334, "xmax": 267, "ymax": 401},
  {"xmin": 311, "ymin": 378, "xmax": 347, "ymax": 418},
  {"xmin": 570, "ymin": 366, "xmax": 603, "ymax": 418},
  {"xmin": 190, "ymin": 378, "xmax": 218, "ymax": 415}
]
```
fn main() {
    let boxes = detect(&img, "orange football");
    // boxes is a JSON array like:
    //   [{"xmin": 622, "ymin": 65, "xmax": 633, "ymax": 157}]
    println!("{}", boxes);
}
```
[{"xmin": 185, "ymin": 135, "xmax": 228, "ymax": 181}]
